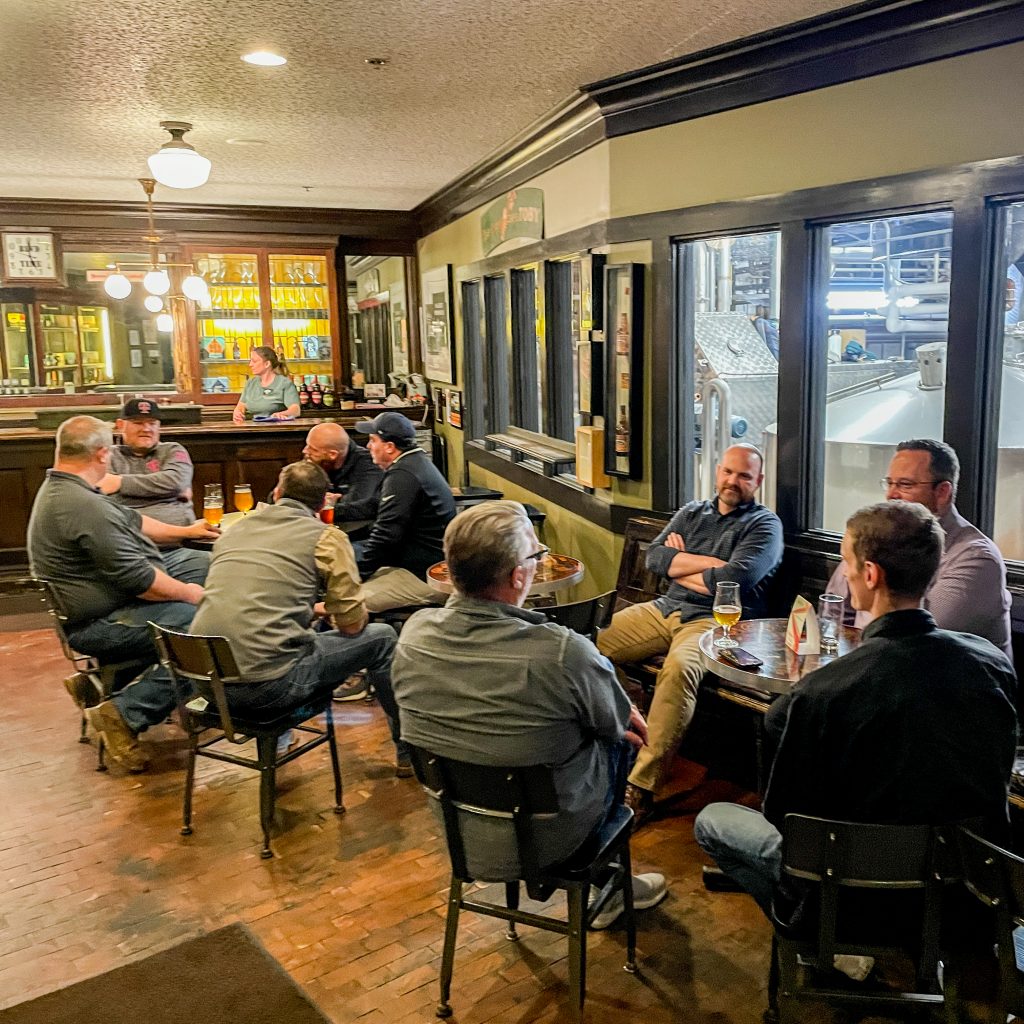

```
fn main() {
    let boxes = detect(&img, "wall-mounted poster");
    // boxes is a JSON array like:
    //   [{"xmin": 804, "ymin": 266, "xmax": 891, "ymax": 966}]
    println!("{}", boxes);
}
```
[
  {"xmin": 2, "ymin": 231, "xmax": 61, "ymax": 284},
  {"xmin": 603, "ymin": 263, "xmax": 645, "ymax": 479},
  {"xmin": 447, "ymin": 389, "xmax": 463, "ymax": 429},
  {"xmin": 390, "ymin": 277, "xmax": 409, "ymax": 374},
  {"xmin": 420, "ymin": 265, "xmax": 455, "ymax": 384}
]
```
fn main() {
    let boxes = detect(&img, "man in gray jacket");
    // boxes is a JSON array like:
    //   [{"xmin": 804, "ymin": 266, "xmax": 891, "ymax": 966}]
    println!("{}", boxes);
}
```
[{"xmin": 100, "ymin": 398, "xmax": 196, "ymax": 530}]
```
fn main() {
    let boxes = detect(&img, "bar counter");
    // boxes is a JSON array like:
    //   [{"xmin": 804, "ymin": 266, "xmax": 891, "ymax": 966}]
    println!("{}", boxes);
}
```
[{"xmin": 0, "ymin": 405, "xmax": 428, "ymax": 570}]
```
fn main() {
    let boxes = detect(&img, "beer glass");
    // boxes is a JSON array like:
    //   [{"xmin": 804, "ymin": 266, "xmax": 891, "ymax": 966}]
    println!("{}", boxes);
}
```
[
  {"xmin": 203, "ymin": 483, "xmax": 223, "ymax": 527},
  {"xmin": 318, "ymin": 494, "xmax": 336, "ymax": 525},
  {"xmin": 713, "ymin": 581, "xmax": 742, "ymax": 649},
  {"xmin": 818, "ymin": 593, "xmax": 844, "ymax": 653},
  {"xmin": 233, "ymin": 484, "xmax": 253, "ymax": 514}
]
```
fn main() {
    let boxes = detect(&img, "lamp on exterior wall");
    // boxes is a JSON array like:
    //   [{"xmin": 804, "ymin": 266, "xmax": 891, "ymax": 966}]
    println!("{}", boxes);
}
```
[{"xmin": 147, "ymin": 121, "xmax": 211, "ymax": 190}]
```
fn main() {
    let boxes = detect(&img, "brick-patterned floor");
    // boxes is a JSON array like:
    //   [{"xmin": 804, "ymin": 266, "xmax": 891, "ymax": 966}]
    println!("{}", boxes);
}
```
[{"xmin": 0, "ymin": 626, "xmax": 791, "ymax": 1022}]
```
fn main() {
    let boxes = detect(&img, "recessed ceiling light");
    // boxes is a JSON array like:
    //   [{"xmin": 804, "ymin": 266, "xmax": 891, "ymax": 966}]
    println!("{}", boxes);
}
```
[
  {"xmin": 226, "ymin": 138, "xmax": 269, "ymax": 146},
  {"xmin": 364, "ymin": 57, "xmax": 390, "ymax": 67},
  {"xmin": 242, "ymin": 50, "xmax": 286, "ymax": 67}
]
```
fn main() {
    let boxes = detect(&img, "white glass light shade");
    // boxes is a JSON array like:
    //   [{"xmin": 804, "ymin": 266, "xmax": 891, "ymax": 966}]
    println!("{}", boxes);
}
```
[
  {"xmin": 144, "ymin": 295, "xmax": 164, "ymax": 313},
  {"xmin": 143, "ymin": 269, "xmax": 171, "ymax": 295},
  {"xmin": 155, "ymin": 313, "xmax": 174, "ymax": 333},
  {"xmin": 181, "ymin": 274, "xmax": 209, "ymax": 301},
  {"xmin": 146, "ymin": 147, "xmax": 211, "ymax": 189},
  {"xmin": 104, "ymin": 273, "xmax": 132, "ymax": 299},
  {"xmin": 242, "ymin": 50, "xmax": 287, "ymax": 66}
]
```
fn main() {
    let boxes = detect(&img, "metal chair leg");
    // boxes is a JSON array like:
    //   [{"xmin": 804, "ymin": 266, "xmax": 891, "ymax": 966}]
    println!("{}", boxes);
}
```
[
  {"xmin": 620, "ymin": 844, "xmax": 638, "ymax": 973},
  {"xmin": 567, "ymin": 883, "xmax": 587, "ymax": 1022},
  {"xmin": 258, "ymin": 734, "xmax": 277, "ymax": 859},
  {"xmin": 504, "ymin": 881, "xmax": 520, "ymax": 940},
  {"xmin": 436, "ymin": 877, "xmax": 462, "ymax": 1018},
  {"xmin": 79, "ymin": 711, "xmax": 88, "ymax": 743},
  {"xmin": 181, "ymin": 736, "xmax": 197, "ymax": 836},
  {"xmin": 325, "ymin": 704, "xmax": 345, "ymax": 814},
  {"xmin": 96, "ymin": 734, "xmax": 107, "ymax": 772}
]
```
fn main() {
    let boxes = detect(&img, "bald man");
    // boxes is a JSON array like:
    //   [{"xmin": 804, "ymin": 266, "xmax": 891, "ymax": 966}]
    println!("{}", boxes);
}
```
[
  {"xmin": 598, "ymin": 444, "xmax": 784, "ymax": 827},
  {"xmin": 300, "ymin": 422, "xmax": 383, "ymax": 521}
]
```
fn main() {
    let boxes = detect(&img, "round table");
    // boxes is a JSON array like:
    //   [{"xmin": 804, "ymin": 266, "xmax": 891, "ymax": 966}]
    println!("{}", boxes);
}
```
[
  {"xmin": 426, "ymin": 553, "xmax": 584, "ymax": 596},
  {"xmin": 698, "ymin": 617, "xmax": 862, "ymax": 696}
]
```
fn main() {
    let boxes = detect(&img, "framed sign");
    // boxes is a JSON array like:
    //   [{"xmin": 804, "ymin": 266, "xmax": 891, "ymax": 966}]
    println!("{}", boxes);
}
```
[
  {"xmin": 2, "ymin": 231, "xmax": 61, "ymax": 284},
  {"xmin": 421, "ymin": 264, "xmax": 455, "ymax": 384},
  {"xmin": 603, "ymin": 263, "xmax": 645, "ymax": 479},
  {"xmin": 390, "ymin": 277, "xmax": 409, "ymax": 374}
]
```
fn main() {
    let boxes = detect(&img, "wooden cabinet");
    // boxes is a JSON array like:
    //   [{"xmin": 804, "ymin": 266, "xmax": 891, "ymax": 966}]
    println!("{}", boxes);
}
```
[{"xmin": 182, "ymin": 245, "xmax": 341, "ymax": 404}]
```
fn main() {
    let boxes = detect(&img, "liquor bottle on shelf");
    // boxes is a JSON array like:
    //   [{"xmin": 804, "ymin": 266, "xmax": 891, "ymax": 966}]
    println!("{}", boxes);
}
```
[
  {"xmin": 299, "ymin": 377, "xmax": 311, "ymax": 411},
  {"xmin": 322, "ymin": 381, "xmax": 335, "ymax": 409},
  {"xmin": 615, "ymin": 404, "xmax": 630, "ymax": 455},
  {"xmin": 310, "ymin": 377, "xmax": 323, "ymax": 410},
  {"xmin": 293, "ymin": 337, "xmax": 303, "ymax": 360},
  {"xmin": 615, "ymin": 314, "xmax": 630, "ymax": 355},
  {"xmin": 275, "ymin": 343, "xmax": 285, "ymax": 362},
  {"xmin": 232, "ymin": 339, "xmax": 241, "ymax": 360}
]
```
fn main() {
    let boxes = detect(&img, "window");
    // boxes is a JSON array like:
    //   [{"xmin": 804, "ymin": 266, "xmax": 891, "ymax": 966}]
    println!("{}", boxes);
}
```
[
  {"xmin": 510, "ymin": 266, "xmax": 540, "ymax": 432},
  {"xmin": 815, "ymin": 211, "xmax": 953, "ymax": 532},
  {"xmin": 676, "ymin": 231, "xmax": 781, "ymax": 506},
  {"xmin": 460, "ymin": 280, "xmax": 485, "ymax": 439},
  {"xmin": 345, "ymin": 255, "xmax": 409, "ymax": 386},
  {"xmin": 993, "ymin": 200, "xmax": 1024, "ymax": 560},
  {"xmin": 543, "ymin": 260, "xmax": 575, "ymax": 441},
  {"xmin": 483, "ymin": 274, "xmax": 509, "ymax": 435}
]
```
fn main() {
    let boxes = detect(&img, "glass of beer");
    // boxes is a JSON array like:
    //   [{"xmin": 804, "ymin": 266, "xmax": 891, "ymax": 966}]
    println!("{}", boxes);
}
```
[
  {"xmin": 203, "ymin": 483, "xmax": 224, "ymax": 527},
  {"xmin": 713, "ymin": 581, "xmax": 742, "ymax": 649},
  {"xmin": 234, "ymin": 484, "xmax": 253, "ymax": 514},
  {"xmin": 318, "ymin": 494, "xmax": 336, "ymax": 525}
]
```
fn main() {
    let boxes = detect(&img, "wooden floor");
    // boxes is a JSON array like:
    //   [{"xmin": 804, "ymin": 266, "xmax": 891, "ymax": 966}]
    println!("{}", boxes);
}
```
[{"xmin": 0, "ymin": 623, "xmax": 806, "ymax": 1023}]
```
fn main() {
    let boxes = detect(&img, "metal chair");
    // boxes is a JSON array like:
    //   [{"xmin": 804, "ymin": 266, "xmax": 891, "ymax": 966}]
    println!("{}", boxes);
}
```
[
  {"xmin": 151, "ymin": 624, "xmax": 344, "ymax": 859},
  {"xmin": 542, "ymin": 589, "xmax": 616, "ymax": 643},
  {"xmin": 31, "ymin": 577, "xmax": 148, "ymax": 771},
  {"xmin": 769, "ymin": 814, "xmax": 953, "ymax": 1023},
  {"xmin": 954, "ymin": 827, "xmax": 1024, "ymax": 1019},
  {"xmin": 407, "ymin": 743, "xmax": 638, "ymax": 1022}
]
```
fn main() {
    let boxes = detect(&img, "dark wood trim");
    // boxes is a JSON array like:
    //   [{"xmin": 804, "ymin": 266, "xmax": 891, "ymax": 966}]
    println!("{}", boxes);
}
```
[
  {"xmin": 454, "ymin": 222, "xmax": 609, "ymax": 282},
  {"xmin": 0, "ymin": 198, "xmax": 419, "ymax": 243},
  {"xmin": 586, "ymin": 0, "xmax": 1024, "ymax": 138},
  {"xmin": 414, "ymin": 95, "xmax": 605, "ymax": 237}
]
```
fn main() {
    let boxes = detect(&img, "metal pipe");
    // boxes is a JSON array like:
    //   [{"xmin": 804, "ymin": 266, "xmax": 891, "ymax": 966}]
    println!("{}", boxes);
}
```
[{"xmin": 700, "ymin": 377, "xmax": 732, "ymax": 498}]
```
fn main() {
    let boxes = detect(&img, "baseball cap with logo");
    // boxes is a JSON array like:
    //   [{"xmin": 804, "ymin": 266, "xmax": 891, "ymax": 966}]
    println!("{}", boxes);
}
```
[
  {"xmin": 354, "ymin": 411, "xmax": 416, "ymax": 443},
  {"xmin": 121, "ymin": 398, "xmax": 161, "ymax": 421}
]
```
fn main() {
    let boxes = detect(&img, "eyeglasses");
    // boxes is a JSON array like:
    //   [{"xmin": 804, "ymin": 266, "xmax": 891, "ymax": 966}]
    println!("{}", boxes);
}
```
[
  {"xmin": 880, "ymin": 477, "xmax": 942, "ymax": 493},
  {"xmin": 523, "ymin": 546, "xmax": 550, "ymax": 563}
]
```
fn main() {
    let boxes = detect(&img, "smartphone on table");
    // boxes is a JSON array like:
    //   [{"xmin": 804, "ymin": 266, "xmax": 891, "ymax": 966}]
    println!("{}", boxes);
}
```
[{"xmin": 718, "ymin": 646, "xmax": 763, "ymax": 671}]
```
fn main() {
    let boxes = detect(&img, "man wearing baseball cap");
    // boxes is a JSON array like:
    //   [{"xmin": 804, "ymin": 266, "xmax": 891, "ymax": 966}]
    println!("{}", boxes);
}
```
[
  {"xmin": 100, "ymin": 398, "xmax": 196, "ymax": 530},
  {"xmin": 353, "ymin": 412, "xmax": 456, "ymax": 611}
]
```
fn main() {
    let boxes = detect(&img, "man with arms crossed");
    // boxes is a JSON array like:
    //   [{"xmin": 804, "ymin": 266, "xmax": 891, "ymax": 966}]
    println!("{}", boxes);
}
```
[
  {"xmin": 191, "ymin": 461, "xmax": 406, "ymax": 774},
  {"xmin": 392, "ymin": 501, "xmax": 667, "ymax": 928},
  {"xmin": 598, "ymin": 444, "xmax": 784, "ymax": 827},
  {"xmin": 28, "ymin": 415, "xmax": 218, "ymax": 772},
  {"xmin": 827, "ymin": 438, "xmax": 1011, "ymax": 657},
  {"xmin": 695, "ymin": 501, "xmax": 1016, "ymax": 919}
]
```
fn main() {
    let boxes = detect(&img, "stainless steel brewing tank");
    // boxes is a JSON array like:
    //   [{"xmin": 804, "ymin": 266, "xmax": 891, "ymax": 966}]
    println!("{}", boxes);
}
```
[{"xmin": 763, "ymin": 362, "xmax": 1024, "ymax": 557}]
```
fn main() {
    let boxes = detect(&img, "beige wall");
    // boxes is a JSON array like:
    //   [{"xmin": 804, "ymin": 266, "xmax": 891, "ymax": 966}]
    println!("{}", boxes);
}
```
[{"xmin": 609, "ymin": 41, "xmax": 1024, "ymax": 218}]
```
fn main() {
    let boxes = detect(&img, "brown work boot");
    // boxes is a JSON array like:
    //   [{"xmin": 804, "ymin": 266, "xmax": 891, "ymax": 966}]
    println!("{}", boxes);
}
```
[
  {"xmin": 624, "ymin": 783, "xmax": 655, "ymax": 830},
  {"xmin": 85, "ymin": 702, "xmax": 149, "ymax": 773},
  {"xmin": 64, "ymin": 671, "xmax": 102, "ymax": 709}
]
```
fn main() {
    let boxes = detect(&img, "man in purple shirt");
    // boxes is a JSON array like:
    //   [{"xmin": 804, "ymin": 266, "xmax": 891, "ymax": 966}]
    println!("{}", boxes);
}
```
[{"xmin": 826, "ymin": 439, "xmax": 1012, "ymax": 659}]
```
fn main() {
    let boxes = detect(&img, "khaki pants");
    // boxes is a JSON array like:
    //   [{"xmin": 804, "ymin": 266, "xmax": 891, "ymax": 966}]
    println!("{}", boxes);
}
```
[
  {"xmin": 361, "ymin": 567, "xmax": 447, "ymax": 613},
  {"xmin": 597, "ymin": 602, "xmax": 712, "ymax": 794}
]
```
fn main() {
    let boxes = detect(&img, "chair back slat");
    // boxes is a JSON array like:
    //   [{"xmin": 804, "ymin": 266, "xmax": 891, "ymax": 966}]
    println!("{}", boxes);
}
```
[
  {"xmin": 543, "ymin": 590, "xmax": 616, "ymax": 642},
  {"xmin": 32, "ymin": 578, "xmax": 80, "ymax": 662}
]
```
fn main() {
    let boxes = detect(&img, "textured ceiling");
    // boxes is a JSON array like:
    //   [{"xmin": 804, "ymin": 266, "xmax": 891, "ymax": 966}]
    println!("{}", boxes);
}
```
[{"xmin": 0, "ymin": 0, "xmax": 856, "ymax": 210}]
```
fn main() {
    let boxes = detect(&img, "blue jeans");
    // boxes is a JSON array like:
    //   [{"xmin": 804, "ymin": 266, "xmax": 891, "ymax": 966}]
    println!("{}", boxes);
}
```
[
  {"xmin": 66, "ymin": 549, "xmax": 211, "ymax": 735},
  {"xmin": 224, "ymin": 624, "xmax": 404, "ymax": 755},
  {"xmin": 694, "ymin": 802, "xmax": 782, "ymax": 917}
]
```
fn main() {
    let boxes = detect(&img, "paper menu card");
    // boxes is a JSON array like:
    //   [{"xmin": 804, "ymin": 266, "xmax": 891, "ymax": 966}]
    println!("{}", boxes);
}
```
[{"xmin": 786, "ymin": 595, "xmax": 821, "ymax": 655}]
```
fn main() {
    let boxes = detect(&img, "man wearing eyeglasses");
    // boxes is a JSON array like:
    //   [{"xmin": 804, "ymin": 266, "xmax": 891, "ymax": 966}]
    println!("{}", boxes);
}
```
[{"xmin": 826, "ymin": 438, "xmax": 1011, "ymax": 658}]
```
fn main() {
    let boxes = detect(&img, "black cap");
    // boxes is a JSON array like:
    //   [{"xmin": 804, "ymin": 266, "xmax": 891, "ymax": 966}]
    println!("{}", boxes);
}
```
[
  {"xmin": 121, "ymin": 398, "xmax": 161, "ymax": 420},
  {"xmin": 354, "ymin": 411, "xmax": 416, "ymax": 443}
]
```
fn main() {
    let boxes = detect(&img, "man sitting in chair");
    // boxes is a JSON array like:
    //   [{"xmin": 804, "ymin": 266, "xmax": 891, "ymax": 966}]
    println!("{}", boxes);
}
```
[
  {"xmin": 189, "ymin": 460, "xmax": 407, "ymax": 775},
  {"xmin": 391, "ymin": 500, "xmax": 667, "ymax": 929},
  {"xmin": 695, "ymin": 501, "xmax": 1015, "ymax": 933}
]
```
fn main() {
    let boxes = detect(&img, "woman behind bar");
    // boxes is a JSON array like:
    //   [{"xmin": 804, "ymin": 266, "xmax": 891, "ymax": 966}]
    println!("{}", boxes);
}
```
[{"xmin": 232, "ymin": 346, "xmax": 301, "ymax": 423}]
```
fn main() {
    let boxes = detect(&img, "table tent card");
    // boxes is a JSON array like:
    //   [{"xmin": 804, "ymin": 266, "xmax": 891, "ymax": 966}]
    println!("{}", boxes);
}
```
[{"xmin": 786, "ymin": 595, "xmax": 821, "ymax": 655}]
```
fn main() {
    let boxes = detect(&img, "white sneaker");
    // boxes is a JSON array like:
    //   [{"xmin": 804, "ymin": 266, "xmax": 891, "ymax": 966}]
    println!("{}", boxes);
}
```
[
  {"xmin": 832, "ymin": 954, "xmax": 875, "ymax": 981},
  {"xmin": 276, "ymin": 729, "xmax": 296, "ymax": 757},
  {"xmin": 589, "ymin": 872, "xmax": 667, "ymax": 930}
]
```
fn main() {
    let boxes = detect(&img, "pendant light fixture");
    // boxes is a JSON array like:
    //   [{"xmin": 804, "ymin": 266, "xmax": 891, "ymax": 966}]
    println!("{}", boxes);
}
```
[{"xmin": 146, "ymin": 121, "xmax": 212, "ymax": 190}]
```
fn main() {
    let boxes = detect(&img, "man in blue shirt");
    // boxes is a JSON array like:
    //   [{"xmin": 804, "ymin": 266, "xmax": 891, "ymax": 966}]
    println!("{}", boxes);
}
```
[{"xmin": 598, "ymin": 444, "xmax": 783, "ymax": 827}]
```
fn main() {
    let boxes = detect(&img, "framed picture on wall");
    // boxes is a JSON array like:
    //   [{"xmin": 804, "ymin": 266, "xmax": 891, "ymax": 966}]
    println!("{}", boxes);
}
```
[
  {"xmin": 420, "ymin": 264, "xmax": 456, "ymax": 384},
  {"xmin": 390, "ymin": 277, "xmax": 410, "ymax": 374},
  {"xmin": 603, "ymin": 263, "xmax": 644, "ymax": 479}
]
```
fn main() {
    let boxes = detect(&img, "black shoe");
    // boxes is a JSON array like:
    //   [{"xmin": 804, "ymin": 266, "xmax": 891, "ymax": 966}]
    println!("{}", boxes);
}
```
[
  {"xmin": 395, "ymin": 755, "xmax": 414, "ymax": 779},
  {"xmin": 702, "ymin": 864, "xmax": 745, "ymax": 893}
]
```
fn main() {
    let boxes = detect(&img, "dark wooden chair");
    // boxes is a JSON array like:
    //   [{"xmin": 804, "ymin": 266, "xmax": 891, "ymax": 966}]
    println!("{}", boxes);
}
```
[
  {"xmin": 152, "ymin": 624, "xmax": 344, "ymax": 859},
  {"xmin": 543, "ymin": 589, "xmax": 616, "ymax": 642},
  {"xmin": 769, "ymin": 814, "xmax": 953, "ymax": 1023},
  {"xmin": 31, "ymin": 577, "xmax": 149, "ymax": 771},
  {"xmin": 954, "ymin": 827, "xmax": 1024, "ymax": 1019},
  {"xmin": 407, "ymin": 743, "xmax": 638, "ymax": 1022}
]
